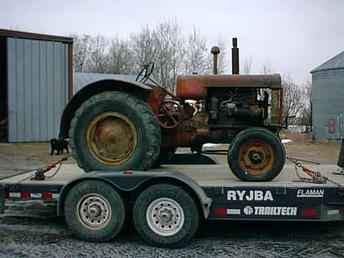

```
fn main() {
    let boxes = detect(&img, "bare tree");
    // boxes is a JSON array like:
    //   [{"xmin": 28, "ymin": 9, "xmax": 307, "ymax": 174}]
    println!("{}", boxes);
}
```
[
  {"xmin": 282, "ymin": 75, "xmax": 304, "ymax": 128},
  {"xmin": 243, "ymin": 56, "xmax": 253, "ymax": 74},
  {"xmin": 131, "ymin": 26, "xmax": 157, "ymax": 71},
  {"xmin": 86, "ymin": 35, "xmax": 111, "ymax": 73},
  {"xmin": 72, "ymin": 34, "xmax": 93, "ymax": 72},
  {"xmin": 72, "ymin": 23, "xmax": 270, "ymax": 94},
  {"xmin": 153, "ymin": 21, "xmax": 184, "ymax": 92},
  {"xmin": 108, "ymin": 38, "xmax": 135, "ymax": 74},
  {"xmin": 182, "ymin": 27, "xmax": 210, "ymax": 75},
  {"xmin": 299, "ymin": 81, "xmax": 312, "ymax": 131}
]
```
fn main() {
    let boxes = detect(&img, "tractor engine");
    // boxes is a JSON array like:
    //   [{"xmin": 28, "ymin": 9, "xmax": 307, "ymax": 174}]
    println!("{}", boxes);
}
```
[
  {"xmin": 167, "ymin": 73, "xmax": 282, "ymax": 150},
  {"xmin": 208, "ymin": 87, "xmax": 266, "ymax": 125}
]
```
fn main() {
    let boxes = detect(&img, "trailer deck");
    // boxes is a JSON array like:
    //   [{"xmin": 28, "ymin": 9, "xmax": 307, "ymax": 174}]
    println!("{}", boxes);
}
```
[
  {"xmin": 1, "ymin": 162, "xmax": 343, "ymax": 187},
  {"xmin": 1, "ymin": 162, "xmax": 344, "ymax": 221}
]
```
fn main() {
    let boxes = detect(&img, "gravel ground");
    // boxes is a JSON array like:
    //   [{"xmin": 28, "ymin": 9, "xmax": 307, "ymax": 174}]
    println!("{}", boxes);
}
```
[{"xmin": 1, "ymin": 212, "xmax": 344, "ymax": 258}]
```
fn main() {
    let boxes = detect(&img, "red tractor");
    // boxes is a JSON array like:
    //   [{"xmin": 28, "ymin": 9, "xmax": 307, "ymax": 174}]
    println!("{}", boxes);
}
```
[{"xmin": 59, "ymin": 38, "xmax": 285, "ymax": 181}]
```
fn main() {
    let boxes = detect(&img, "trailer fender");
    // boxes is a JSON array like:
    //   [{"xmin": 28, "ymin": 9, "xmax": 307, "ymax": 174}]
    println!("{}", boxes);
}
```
[{"xmin": 57, "ymin": 171, "xmax": 212, "ymax": 219}]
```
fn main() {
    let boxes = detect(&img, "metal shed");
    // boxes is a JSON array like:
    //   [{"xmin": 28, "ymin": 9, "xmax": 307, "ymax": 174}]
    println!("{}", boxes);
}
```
[
  {"xmin": 0, "ymin": 29, "xmax": 73, "ymax": 142},
  {"xmin": 311, "ymin": 51, "xmax": 344, "ymax": 141}
]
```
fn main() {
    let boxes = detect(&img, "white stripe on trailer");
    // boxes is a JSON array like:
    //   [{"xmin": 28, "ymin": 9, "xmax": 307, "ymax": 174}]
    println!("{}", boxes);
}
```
[
  {"xmin": 52, "ymin": 194, "xmax": 59, "ymax": 199},
  {"xmin": 31, "ymin": 193, "xmax": 42, "ymax": 198},
  {"xmin": 328, "ymin": 209, "xmax": 340, "ymax": 216},
  {"xmin": 227, "ymin": 208, "xmax": 241, "ymax": 215},
  {"xmin": 7, "ymin": 192, "xmax": 59, "ymax": 200},
  {"xmin": 9, "ymin": 192, "xmax": 21, "ymax": 198}
]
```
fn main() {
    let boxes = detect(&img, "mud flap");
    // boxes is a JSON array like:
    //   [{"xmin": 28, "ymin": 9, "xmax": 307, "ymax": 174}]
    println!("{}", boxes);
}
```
[{"xmin": 338, "ymin": 139, "xmax": 344, "ymax": 169}]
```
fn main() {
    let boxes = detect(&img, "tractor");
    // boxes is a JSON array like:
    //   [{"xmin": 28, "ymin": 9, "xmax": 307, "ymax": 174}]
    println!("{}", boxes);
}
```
[{"xmin": 59, "ymin": 38, "xmax": 285, "ymax": 181}]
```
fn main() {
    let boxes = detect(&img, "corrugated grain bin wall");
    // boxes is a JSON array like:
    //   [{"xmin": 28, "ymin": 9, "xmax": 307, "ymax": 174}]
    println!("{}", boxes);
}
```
[{"xmin": 311, "ymin": 51, "xmax": 344, "ymax": 141}]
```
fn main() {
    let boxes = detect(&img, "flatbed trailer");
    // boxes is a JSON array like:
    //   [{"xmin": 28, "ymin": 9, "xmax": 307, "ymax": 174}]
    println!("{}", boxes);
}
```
[{"xmin": 1, "ymin": 161, "xmax": 344, "ymax": 248}]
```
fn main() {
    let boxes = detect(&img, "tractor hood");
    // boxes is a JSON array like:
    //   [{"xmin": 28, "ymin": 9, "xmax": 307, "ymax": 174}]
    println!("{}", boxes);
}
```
[
  {"xmin": 177, "ymin": 74, "xmax": 282, "ymax": 89},
  {"xmin": 176, "ymin": 74, "xmax": 282, "ymax": 99}
]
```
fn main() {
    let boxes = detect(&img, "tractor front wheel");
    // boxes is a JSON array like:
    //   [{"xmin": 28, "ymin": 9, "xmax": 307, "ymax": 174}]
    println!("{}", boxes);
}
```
[{"xmin": 228, "ymin": 128, "xmax": 286, "ymax": 181}]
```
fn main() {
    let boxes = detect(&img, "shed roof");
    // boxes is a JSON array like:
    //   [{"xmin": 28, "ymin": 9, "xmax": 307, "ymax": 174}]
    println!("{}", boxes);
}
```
[
  {"xmin": 311, "ymin": 50, "xmax": 344, "ymax": 73},
  {"xmin": 0, "ymin": 29, "xmax": 73, "ymax": 44}
]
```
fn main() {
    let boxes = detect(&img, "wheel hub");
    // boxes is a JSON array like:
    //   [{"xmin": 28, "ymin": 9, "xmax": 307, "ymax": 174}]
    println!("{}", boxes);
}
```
[
  {"xmin": 77, "ymin": 193, "xmax": 112, "ymax": 230},
  {"xmin": 86, "ymin": 112, "xmax": 137, "ymax": 165},
  {"xmin": 249, "ymin": 150, "xmax": 264, "ymax": 164},
  {"xmin": 146, "ymin": 198, "xmax": 184, "ymax": 237},
  {"xmin": 88, "ymin": 204, "xmax": 101, "ymax": 218},
  {"xmin": 239, "ymin": 140, "xmax": 274, "ymax": 176}
]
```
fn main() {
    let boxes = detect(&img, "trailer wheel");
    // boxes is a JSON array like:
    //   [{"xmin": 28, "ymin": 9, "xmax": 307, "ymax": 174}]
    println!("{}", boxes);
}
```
[
  {"xmin": 228, "ymin": 127, "xmax": 286, "ymax": 181},
  {"xmin": 64, "ymin": 180, "xmax": 125, "ymax": 242},
  {"xmin": 133, "ymin": 184, "xmax": 199, "ymax": 248},
  {"xmin": 69, "ymin": 91, "xmax": 161, "ymax": 172}
]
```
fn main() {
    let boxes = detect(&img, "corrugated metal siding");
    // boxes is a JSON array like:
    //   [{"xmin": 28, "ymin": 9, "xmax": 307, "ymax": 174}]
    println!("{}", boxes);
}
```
[
  {"xmin": 312, "ymin": 69, "xmax": 344, "ymax": 140},
  {"xmin": 7, "ymin": 38, "xmax": 68, "ymax": 142}
]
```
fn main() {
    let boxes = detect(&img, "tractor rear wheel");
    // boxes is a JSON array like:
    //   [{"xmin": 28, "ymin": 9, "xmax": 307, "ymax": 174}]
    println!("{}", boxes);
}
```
[
  {"xmin": 69, "ymin": 91, "xmax": 161, "ymax": 172},
  {"xmin": 228, "ymin": 127, "xmax": 286, "ymax": 181}
]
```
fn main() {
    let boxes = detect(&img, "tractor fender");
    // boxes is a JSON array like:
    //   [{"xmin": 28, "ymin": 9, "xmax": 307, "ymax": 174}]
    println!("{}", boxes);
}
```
[
  {"xmin": 59, "ymin": 73, "xmax": 152, "ymax": 138},
  {"xmin": 57, "ymin": 170, "xmax": 212, "ymax": 219}
]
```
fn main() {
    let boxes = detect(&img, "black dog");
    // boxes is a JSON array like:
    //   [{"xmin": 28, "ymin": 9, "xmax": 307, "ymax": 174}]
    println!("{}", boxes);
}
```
[{"xmin": 50, "ymin": 138, "xmax": 69, "ymax": 155}]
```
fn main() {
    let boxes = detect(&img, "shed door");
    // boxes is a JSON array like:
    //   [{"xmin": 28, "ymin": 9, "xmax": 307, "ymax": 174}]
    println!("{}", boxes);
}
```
[{"xmin": 7, "ymin": 38, "xmax": 69, "ymax": 142}]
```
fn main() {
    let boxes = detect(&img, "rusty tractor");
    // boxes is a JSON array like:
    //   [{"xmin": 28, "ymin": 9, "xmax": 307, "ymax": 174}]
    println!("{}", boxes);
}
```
[{"xmin": 59, "ymin": 38, "xmax": 285, "ymax": 181}]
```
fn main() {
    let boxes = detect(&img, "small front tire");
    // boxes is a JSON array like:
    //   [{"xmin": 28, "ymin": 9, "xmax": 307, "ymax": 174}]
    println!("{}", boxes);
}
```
[{"xmin": 228, "ymin": 127, "xmax": 286, "ymax": 181}]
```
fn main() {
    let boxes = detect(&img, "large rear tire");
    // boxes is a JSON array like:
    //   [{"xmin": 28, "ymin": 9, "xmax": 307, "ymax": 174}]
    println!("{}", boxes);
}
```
[
  {"xmin": 69, "ymin": 91, "xmax": 161, "ymax": 172},
  {"xmin": 228, "ymin": 127, "xmax": 286, "ymax": 181}
]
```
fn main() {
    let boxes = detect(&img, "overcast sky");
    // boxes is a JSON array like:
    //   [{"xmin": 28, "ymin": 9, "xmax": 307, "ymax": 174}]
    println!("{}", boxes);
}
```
[{"xmin": 1, "ymin": 0, "xmax": 344, "ymax": 84}]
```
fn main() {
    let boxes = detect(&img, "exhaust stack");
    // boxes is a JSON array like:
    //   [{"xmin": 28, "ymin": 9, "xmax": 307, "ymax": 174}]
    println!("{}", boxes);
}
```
[
  {"xmin": 211, "ymin": 46, "xmax": 220, "ymax": 75},
  {"xmin": 232, "ymin": 38, "xmax": 239, "ymax": 74}
]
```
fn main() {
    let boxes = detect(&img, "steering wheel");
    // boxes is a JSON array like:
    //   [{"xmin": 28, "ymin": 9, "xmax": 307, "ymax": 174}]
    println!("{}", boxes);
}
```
[
  {"xmin": 136, "ymin": 62, "xmax": 155, "ymax": 83},
  {"xmin": 157, "ymin": 100, "xmax": 183, "ymax": 129}
]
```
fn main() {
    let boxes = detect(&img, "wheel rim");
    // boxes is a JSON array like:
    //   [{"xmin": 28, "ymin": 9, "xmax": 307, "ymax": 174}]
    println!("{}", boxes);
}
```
[
  {"xmin": 77, "ymin": 193, "xmax": 112, "ymax": 230},
  {"xmin": 238, "ymin": 140, "xmax": 274, "ymax": 176},
  {"xmin": 146, "ymin": 198, "xmax": 185, "ymax": 237},
  {"xmin": 86, "ymin": 112, "xmax": 137, "ymax": 165}
]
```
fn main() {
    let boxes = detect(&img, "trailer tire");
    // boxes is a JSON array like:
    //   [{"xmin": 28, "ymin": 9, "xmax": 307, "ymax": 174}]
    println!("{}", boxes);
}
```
[
  {"xmin": 228, "ymin": 127, "xmax": 286, "ymax": 181},
  {"xmin": 133, "ymin": 184, "xmax": 199, "ymax": 248},
  {"xmin": 64, "ymin": 180, "xmax": 125, "ymax": 242},
  {"xmin": 69, "ymin": 91, "xmax": 161, "ymax": 172}
]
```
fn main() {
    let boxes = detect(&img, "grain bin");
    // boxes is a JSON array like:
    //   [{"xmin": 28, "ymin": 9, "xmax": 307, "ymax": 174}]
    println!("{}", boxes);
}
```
[{"xmin": 311, "ymin": 51, "xmax": 344, "ymax": 141}]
